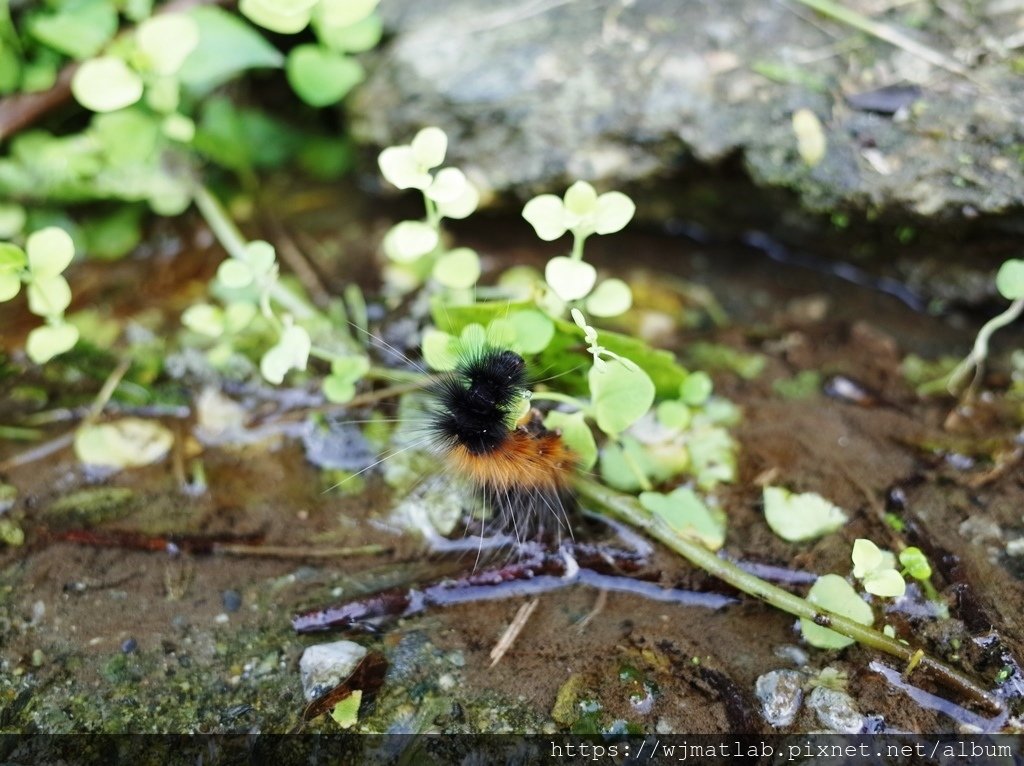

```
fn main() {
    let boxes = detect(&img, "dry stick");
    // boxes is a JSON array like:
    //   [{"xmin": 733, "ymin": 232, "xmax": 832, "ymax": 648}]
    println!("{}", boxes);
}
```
[
  {"xmin": 575, "ymin": 476, "xmax": 1004, "ymax": 716},
  {"xmin": 213, "ymin": 542, "xmax": 389, "ymax": 559},
  {"xmin": 791, "ymin": 0, "xmax": 970, "ymax": 78}
]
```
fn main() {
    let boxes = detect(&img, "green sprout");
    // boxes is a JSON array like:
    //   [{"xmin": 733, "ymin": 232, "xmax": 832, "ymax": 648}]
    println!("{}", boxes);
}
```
[
  {"xmin": 851, "ymin": 538, "xmax": 906, "ymax": 598},
  {"xmin": 0, "ymin": 226, "xmax": 80, "ymax": 363},
  {"xmin": 947, "ymin": 258, "xmax": 1024, "ymax": 396}
]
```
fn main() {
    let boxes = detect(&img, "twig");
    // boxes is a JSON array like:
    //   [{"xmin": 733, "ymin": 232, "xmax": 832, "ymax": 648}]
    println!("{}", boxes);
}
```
[
  {"xmin": 946, "ymin": 298, "xmax": 1024, "ymax": 397},
  {"xmin": 264, "ymin": 214, "xmax": 333, "ymax": 309},
  {"xmin": 575, "ymin": 476, "xmax": 1004, "ymax": 715},
  {"xmin": 790, "ymin": 0, "xmax": 970, "ymax": 78},
  {"xmin": 213, "ymin": 543, "xmax": 390, "ymax": 559},
  {"xmin": 489, "ymin": 598, "xmax": 540, "ymax": 667}
]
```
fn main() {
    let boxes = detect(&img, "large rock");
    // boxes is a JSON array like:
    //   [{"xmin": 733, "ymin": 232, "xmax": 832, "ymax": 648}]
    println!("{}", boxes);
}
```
[{"xmin": 351, "ymin": 0, "xmax": 1024, "ymax": 220}]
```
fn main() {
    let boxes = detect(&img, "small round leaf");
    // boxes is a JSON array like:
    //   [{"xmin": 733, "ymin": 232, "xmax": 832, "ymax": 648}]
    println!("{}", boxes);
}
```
[
  {"xmin": 27, "ymin": 275, "xmax": 72, "ymax": 316},
  {"xmin": 545, "ymin": 256, "xmax": 596, "ymax": 302},
  {"xmin": 217, "ymin": 259, "xmax": 254, "ymax": 289},
  {"xmin": 26, "ymin": 323, "xmax": 79, "ymax": 363},
  {"xmin": 593, "ymin": 191, "xmax": 636, "ymax": 235},
  {"xmin": 239, "ymin": 0, "xmax": 316, "ymax": 33},
  {"xmin": 136, "ymin": 14, "xmax": 200, "ymax": 75},
  {"xmin": 589, "ymin": 360, "xmax": 655, "ymax": 436},
  {"xmin": 996, "ymin": 259, "xmax": 1024, "ymax": 300},
  {"xmin": 563, "ymin": 181, "xmax": 597, "ymax": 217},
  {"xmin": 181, "ymin": 304, "xmax": 225, "ymax": 337},
  {"xmin": 382, "ymin": 221, "xmax": 438, "ymax": 263},
  {"xmin": 432, "ymin": 247, "xmax": 480, "ymax": 289},
  {"xmin": 585, "ymin": 278, "xmax": 632, "ymax": 317},
  {"xmin": 544, "ymin": 410, "xmax": 597, "ymax": 470},
  {"xmin": 679, "ymin": 371, "xmax": 713, "ymax": 405},
  {"xmin": 800, "ymin": 574, "xmax": 874, "ymax": 649},
  {"xmin": 26, "ymin": 227, "xmax": 75, "ymax": 276},
  {"xmin": 425, "ymin": 167, "xmax": 467, "ymax": 204},
  {"xmin": 522, "ymin": 194, "xmax": 567, "ymax": 241},
  {"xmin": 410, "ymin": 127, "xmax": 447, "ymax": 169},
  {"xmin": 378, "ymin": 146, "xmax": 431, "ymax": 190},
  {"xmin": 436, "ymin": 180, "xmax": 479, "ymax": 220},
  {"xmin": 71, "ymin": 57, "xmax": 144, "ymax": 112},
  {"xmin": 286, "ymin": 44, "xmax": 364, "ymax": 107},
  {"xmin": 0, "ymin": 272, "xmax": 20, "ymax": 302}
]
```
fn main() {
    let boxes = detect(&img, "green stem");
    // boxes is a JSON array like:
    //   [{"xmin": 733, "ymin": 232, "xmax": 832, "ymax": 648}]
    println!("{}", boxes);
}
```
[
  {"xmin": 947, "ymin": 297, "xmax": 1024, "ymax": 395},
  {"xmin": 364, "ymin": 366, "xmax": 429, "ymax": 384},
  {"xmin": 570, "ymin": 232, "xmax": 587, "ymax": 261},
  {"xmin": 529, "ymin": 391, "xmax": 592, "ymax": 415},
  {"xmin": 193, "ymin": 185, "xmax": 314, "ymax": 321},
  {"xmin": 575, "ymin": 476, "xmax": 1003, "ymax": 715}
]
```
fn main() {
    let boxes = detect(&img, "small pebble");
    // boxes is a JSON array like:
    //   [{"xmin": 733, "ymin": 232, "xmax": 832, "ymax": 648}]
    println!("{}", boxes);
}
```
[
  {"xmin": 299, "ymin": 640, "xmax": 368, "ymax": 702},
  {"xmin": 121, "ymin": 637, "xmax": 138, "ymax": 654},
  {"xmin": 222, "ymin": 590, "xmax": 242, "ymax": 612},
  {"xmin": 755, "ymin": 669, "xmax": 804, "ymax": 727},
  {"xmin": 807, "ymin": 686, "xmax": 864, "ymax": 733},
  {"xmin": 214, "ymin": 613, "xmax": 230, "ymax": 625},
  {"xmin": 31, "ymin": 649, "xmax": 45, "ymax": 667}
]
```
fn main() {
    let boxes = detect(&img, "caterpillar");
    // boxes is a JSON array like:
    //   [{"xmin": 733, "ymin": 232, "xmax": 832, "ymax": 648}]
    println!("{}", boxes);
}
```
[{"xmin": 426, "ymin": 346, "xmax": 578, "ymax": 541}]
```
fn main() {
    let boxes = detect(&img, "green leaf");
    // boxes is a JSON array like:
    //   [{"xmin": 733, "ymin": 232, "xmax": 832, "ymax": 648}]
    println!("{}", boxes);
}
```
[
  {"xmin": 91, "ymin": 108, "xmax": 161, "ymax": 164},
  {"xmin": 260, "ymin": 324, "xmax": 311, "ymax": 384},
  {"xmin": 793, "ymin": 108, "xmax": 826, "ymax": 167},
  {"xmin": 72, "ymin": 57, "xmax": 144, "ymax": 112},
  {"xmin": 26, "ymin": 275, "xmax": 72, "ymax": 316},
  {"xmin": 329, "ymin": 690, "xmax": 362, "ymax": 728},
  {"xmin": 522, "ymin": 194, "xmax": 567, "ymax": 241},
  {"xmin": 641, "ymin": 486, "xmax": 726, "ymax": 550},
  {"xmin": 996, "ymin": 259, "xmax": 1024, "ymax": 301},
  {"xmin": 286, "ymin": 44, "xmax": 364, "ymax": 107},
  {"xmin": 314, "ymin": 0, "xmax": 379, "ymax": 29},
  {"xmin": 411, "ymin": 127, "xmax": 447, "ymax": 169},
  {"xmin": 851, "ymin": 538, "xmax": 884, "ymax": 578},
  {"xmin": 862, "ymin": 568, "xmax": 905, "ymax": 598},
  {"xmin": 421, "ymin": 327, "xmax": 458, "ymax": 371},
  {"xmin": 82, "ymin": 206, "xmax": 143, "ymax": 259},
  {"xmin": 763, "ymin": 486, "xmax": 848, "ymax": 542},
  {"xmin": 899, "ymin": 547, "xmax": 932, "ymax": 580},
  {"xmin": 26, "ymin": 226, "xmax": 75, "ymax": 276},
  {"xmin": 426, "ymin": 167, "xmax": 468, "ymax": 204},
  {"xmin": 593, "ymin": 191, "xmax": 635, "ymax": 235},
  {"xmin": 29, "ymin": 0, "xmax": 118, "ymax": 60},
  {"xmin": 245, "ymin": 240, "xmax": 277, "ymax": 275},
  {"xmin": 378, "ymin": 146, "xmax": 429, "ymax": 190},
  {"xmin": 25, "ymin": 322, "xmax": 79, "ymax": 363},
  {"xmin": 382, "ymin": 221, "xmax": 438, "ymax": 263},
  {"xmin": 564, "ymin": 181, "xmax": 597, "ymax": 218},
  {"xmin": 0, "ymin": 271, "xmax": 20, "ymax": 302},
  {"xmin": 508, "ymin": 309, "xmax": 554, "ymax": 354},
  {"xmin": 239, "ymin": 0, "xmax": 317, "ymax": 34},
  {"xmin": 543, "ymin": 410, "xmax": 597, "ymax": 471},
  {"xmin": 178, "ymin": 7, "xmax": 284, "ymax": 96},
  {"xmin": 655, "ymin": 400, "xmax": 691, "ymax": 430},
  {"xmin": 432, "ymin": 247, "xmax": 480, "ymax": 289},
  {"xmin": 0, "ymin": 204, "xmax": 26, "ymax": 238},
  {"xmin": 0, "ymin": 242, "xmax": 27, "ymax": 273},
  {"xmin": 545, "ymin": 256, "xmax": 596, "ymax": 302},
  {"xmin": 323, "ymin": 355, "xmax": 370, "ymax": 403},
  {"xmin": 679, "ymin": 371, "xmax": 713, "ymax": 406},
  {"xmin": 589, "ymin": 360, "xmax": 655, "ymax": 436},
  {"xmin": 181, "ymin": 304, "xmax": 225, "ymax": 337},
  {"xmin": 74, "ymin": 417, "xmax": 174, "ymax": 469},
  {"xmin": 585, "ymin": 278, "xmax": 632, "ymax": 317},
  {"xmin": 217, "ymin": 259, "xmax": 254, "ymax": 289},
  {"xmin": 315, "ymin": 13, "xmax": 382, "ymax": 53},
  {"xmin": 599, "ymin": 435, "xmax": 654, "ymax": 492},
  {"xmin": 800, "ymin": 574, "xmax": 874, "ymax": 649},
  {"xmin": 136, "ymin": 14, "xmax": 200, "ymax": 75}
]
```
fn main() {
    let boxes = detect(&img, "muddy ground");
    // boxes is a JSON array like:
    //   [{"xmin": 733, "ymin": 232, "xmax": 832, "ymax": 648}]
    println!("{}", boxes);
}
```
[{"xmin": 1, "ymin": 191, "xmax": 1023, "ymax": 737}]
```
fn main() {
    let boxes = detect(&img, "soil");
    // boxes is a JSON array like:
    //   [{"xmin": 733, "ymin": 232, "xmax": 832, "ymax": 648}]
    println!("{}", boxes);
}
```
[{"xmin": 2, "ymin": 185, "xmax": 1023, "ymax": 737}]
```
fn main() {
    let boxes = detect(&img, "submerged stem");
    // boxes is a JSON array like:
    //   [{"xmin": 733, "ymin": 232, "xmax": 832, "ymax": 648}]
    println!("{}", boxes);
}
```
[
  {"xmin": 947, "ymin": 297, "xmax": 1024, "ymax": 395},
  {"xmin": 575, "ymin": 476, "xmax": 1003, "ymax": 716}
]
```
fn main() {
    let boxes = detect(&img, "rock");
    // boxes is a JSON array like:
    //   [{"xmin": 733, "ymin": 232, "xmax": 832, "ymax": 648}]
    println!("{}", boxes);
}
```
[
  {"xmin": 806, "ymin": 686, "xmax": 865, "ymax": 733},
  {"xmin": 299, "ymin": 640, "xmax": 368, "ymax": 702},
  {"xmin": 352, "ymin": 0, "xmax": 1024, "ymax": 221},
  {"xmin": 755, "ymin": 669, "xmax": 804, "ymax": 727}
]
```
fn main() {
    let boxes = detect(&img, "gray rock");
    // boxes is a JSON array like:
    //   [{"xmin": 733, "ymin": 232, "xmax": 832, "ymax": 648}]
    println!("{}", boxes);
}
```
[
  {"xmin": 353, "ymin": 0, "xmax": 1024, "ymax": 220},
  {"xmin": 755, "ymin": 669, "xmax": 804, "ymax": 727},
  {"xmin": 299, "ymin": 640, "xmax": 368, "ymax": 702},
  {"xmin": 806, "ymin": 686, "xmax": 865, "ymax": 733}
]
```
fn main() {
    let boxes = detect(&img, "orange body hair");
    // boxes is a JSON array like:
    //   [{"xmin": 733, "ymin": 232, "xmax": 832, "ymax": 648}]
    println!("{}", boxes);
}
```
[{"xmin": 447, "ymin": 427, "xmax": 577, "ymax": 493}]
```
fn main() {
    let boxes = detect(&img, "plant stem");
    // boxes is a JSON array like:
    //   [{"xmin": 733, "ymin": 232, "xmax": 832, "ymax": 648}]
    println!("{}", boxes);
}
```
[
  {"xmin": 575, "ymin": 476, "xmax": 1003, "ymax": 715},
  {"xmin": 570, "ymin": 232, "xmax": 587, "ymax": 261},
  {"xmin": 529, "ymin": 391, "xmax": 591, "ymax": 415},
  {"xmin": 193, "ymin": 185, "xmax": 314, "ymax": 321},
  {"xmin": 947, "ymin": 297, "xmax": 1024, "ymax": 395}
]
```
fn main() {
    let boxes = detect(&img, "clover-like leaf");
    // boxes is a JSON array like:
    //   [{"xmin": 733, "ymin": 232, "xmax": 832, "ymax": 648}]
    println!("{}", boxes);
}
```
[
  {"xmin": 0, "ymin": 204, "xmax": 27, "ymax": 239},
  {"xmin": 410, "ymin": 127, "xmax": 447, "ymax": 169},
  {"xmin": 382, "ymin": 221, "xmax": 439, "ymax": 263},
  {"xmin": 71, "ymin": 57, "xmax": 144, "ymax": 112},
  {"xmin": 899, "ymin": 547, "xmax": 932, "ymax": 581},
  {"xmin": 315, "ymin": 0, "xmax": 379, "ymax": 29},
  {"xmin": 642, "ymin": 486, "xmax": 726, "ymax": 550},
  {"xmin": 218, "ymin": 260, "xmax": 255, "ymax": 289},
  {"xmin": 421, "ymin": 327, "xmax": 458, "ymax": 371},
  {"xmin": 863, "ymin": 568, "xmax": 906, "ymax": 598},
  {"xmin": 585, "ymin": 278, "xmax": 632, "ymax": 318},
  {"xmin": 74, "ymin": 417, "xmax": 174, "ymax": 469},
  {"xmin": 0, "ymin": 243, "xmax": 27, "ymax": 302},
  {"xmin": 763, "ymin": 486, "xmax": 848, "ymax": 542},
  {"xmin": 851, "ymin": 538, "xmax": 885, "ymax": 579},
  {"xmin": 996, "ymin": 259, "xmax": 1024, "ymax": 301},
  {"xmin": 852, "ymin": 538, "xmax": 905, "ymax": 598},
  {"xmin": 378, "ymin": 146, "xmax": 432, "ymax": 190},
  {"xmin": 593, "ymin": 191, "xmax": 636, "ymax": 235},
  {"xmin": 543, "ymin": 410, "xmax": 597, "ymax": 471},
  {"xmin": 800, "ymin": 574, "xmax": 874, "ymax": 649},
  {"xmin": 27, "ymin": 276, "xmax": 72, "ymax": 316},
  {"xmin": 239, "ymin": 0, "xmax": 317, "ymax": 33},
  {"xmin": 589, "ymin": 359, "xmax": 655, "ymax": 436},
  {"xmin": 286, "ymin": 44, "xmax": 364, "ymax": 107},
  {"xmin": 260, "ymin": 324, "xmax": 311, "ymax": 384},
  {"xmin": 425, "ymin": 167, "xmax": 468, "ymax": 204},
  {"xmin": 563, "ymin": 181, "xmax": 598, "ymax": 220},
  {"xmin": 432, "ymin": 247, "xmax": 480, "ymax": 289},
  {"xmin": 545, "ymin": 256, "xmax": 596, "ymax": 302},
  {"xmin": 26, "ymin": 227, "xmax": 75, "ymax": 276},
  {"xmin": 181, "ymin": 304, "xmax": 225, "ymax": 337},
  {"xmin": 679, "ymin": 371, "xmax": 713, "ymax": 406},
  {"xmin": 508, "ymin": 309, "xmax": 554, "ymax": 354},
  {"xmin": 522, "ymin": 194, "xmax": 568, "ymax": 241},
  {"xmin": 136, "ymin": 14, "xmax": 200, "ymax": 75},
  {"xmin": 436, "ymin": 178, "xmax": 480, "ymax": 220},
  {"xmin": 26, "ymin": 323, "xmax": 79, "ymax": 363},
  {"xmin": 323, "ymin": 355, "xmax": 370, "ymax": 403},
  {"xmin": 655, "ymin": 400, "xmax": 691, "ymax": 430},
  {"xmin": 245, "ymin": 240, "xmax": 277, "ymax": 275},
  {"xmin": 223, "ymin": 302, "xmax": 258, "ymax": 333}
]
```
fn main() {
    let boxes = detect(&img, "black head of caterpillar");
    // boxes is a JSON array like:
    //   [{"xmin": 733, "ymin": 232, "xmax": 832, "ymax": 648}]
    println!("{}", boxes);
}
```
[{"xmin": 427, "ymin": 347, "xmax": 577, "ymax": 541}]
